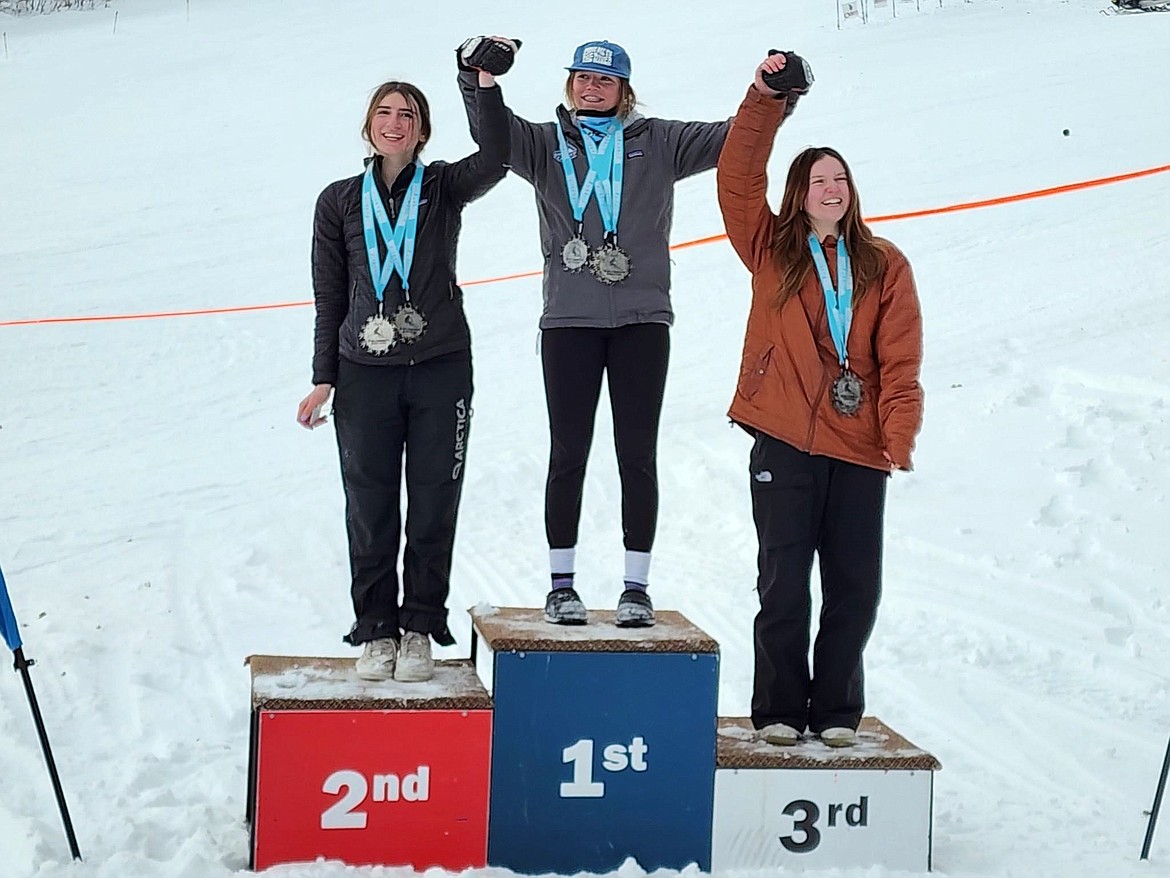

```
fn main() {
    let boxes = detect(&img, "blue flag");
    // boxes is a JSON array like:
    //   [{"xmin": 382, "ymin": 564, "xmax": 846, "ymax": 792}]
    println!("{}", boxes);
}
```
[{"xmin": 0, "ymin": 562, "xmax": 23, "ymax": 651}]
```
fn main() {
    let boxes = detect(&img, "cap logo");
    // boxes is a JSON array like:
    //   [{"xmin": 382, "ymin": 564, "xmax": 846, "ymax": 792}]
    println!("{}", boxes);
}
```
[{"xmin": 581, "ymin": 45, "xmax": 614, "ymax": 67}]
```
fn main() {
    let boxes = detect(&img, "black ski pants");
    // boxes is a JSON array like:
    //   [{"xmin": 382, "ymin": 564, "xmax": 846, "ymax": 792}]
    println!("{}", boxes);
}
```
[
  {"xmin": 749, "ymin": 432, "xmax": 887, "ymax": 733},
  {"xmin": 332, "ymin": 352, "xmax": 471, "ymax": 646},
  {"xmin": 541, "ymin": 324, "xmax": 670, "ymax": 553}
]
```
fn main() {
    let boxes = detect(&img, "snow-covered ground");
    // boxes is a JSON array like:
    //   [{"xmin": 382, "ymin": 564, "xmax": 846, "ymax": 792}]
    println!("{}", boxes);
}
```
[{"xmin": 2, "ymin": 0, "xmax": 1170, "ymax": 875}]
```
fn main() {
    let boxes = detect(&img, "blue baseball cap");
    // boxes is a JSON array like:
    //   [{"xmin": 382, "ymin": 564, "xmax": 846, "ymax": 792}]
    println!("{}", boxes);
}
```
[{"xmin": 566, "ymin": 40, "xmax": 631, "ymax": 80}]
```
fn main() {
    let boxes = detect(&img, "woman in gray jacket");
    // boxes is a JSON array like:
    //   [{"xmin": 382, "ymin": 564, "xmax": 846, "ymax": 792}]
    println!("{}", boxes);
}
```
[{"xmin": 458, "ymin": 38, "xmax": 728, "ymax": 627}]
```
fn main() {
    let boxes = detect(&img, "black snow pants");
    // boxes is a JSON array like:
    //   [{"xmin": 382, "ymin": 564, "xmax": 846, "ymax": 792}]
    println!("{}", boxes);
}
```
[
  {"xmin": 749, "ymin": 432, "xmax": 888, "ymax": 733},
  {"xmin": 332, "ymin": 352, "xmax": 471, "ymax": 646}
]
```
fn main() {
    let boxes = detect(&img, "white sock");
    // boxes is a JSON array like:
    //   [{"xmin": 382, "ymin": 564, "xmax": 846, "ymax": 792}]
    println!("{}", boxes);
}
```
[
  {"xmin": 624, "ymin": 550, "xmax": 651, "ymax": 588},
  {"xmin": 550, "ymin": 547, "xmax": 576, "ymax": 577}
]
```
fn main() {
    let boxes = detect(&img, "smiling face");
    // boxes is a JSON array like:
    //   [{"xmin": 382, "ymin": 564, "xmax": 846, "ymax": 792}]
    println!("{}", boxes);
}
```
[
  {"xmin": 803, "ymin": 155, "xmax": 851, "ymax": 236},
  {"xmin": 369, "ymin": 92, "xmax": 422, "ymax": 158},
  {"xmin": 569, "ymin": 71, "xmax": 622, "ymax": 112},
  {"xmin": 361, "ymin": 82, "xmax": 431, "ymax": 161}
]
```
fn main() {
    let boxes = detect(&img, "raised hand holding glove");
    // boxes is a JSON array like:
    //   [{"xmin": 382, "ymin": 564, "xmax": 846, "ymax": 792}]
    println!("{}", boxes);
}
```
[
  {"xmin": 456, "ymin": 37, "xmax": 481, "ymax": 72},
  {"xmin": 457, "ymin": 35, "xmax": 522, "ymax": 76},
  {"xmin": 761, "ymin": 49, "xmax": 813, "ymax": 95}
]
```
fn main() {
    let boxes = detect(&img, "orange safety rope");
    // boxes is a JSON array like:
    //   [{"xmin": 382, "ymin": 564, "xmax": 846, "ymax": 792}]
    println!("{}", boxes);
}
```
[{"xmin": 3, "ymin": 162, "xmax": 1168, "ymax": 328}]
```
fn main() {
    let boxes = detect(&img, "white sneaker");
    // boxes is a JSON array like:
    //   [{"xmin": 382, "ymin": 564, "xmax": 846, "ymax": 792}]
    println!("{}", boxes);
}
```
[
  {"xmin": 758, "ymin": 722, "xmax": 801, "ymax": 746},
  {"xmin": 354, "ymin": 638, "xmax": 398, "ymax": 681},
  {"xmin": 394, "ymin": 631, "xmax": 435, "ymax": 682},
  {"xmin": 820, "ymin": 727, "xmax": 857, "ymax": 748}
]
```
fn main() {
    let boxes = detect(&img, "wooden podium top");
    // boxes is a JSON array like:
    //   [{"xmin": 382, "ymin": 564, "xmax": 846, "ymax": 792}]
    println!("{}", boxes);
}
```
[
  {"xmin": 246, "ymin": 655, "xmax": 492, "ymax": 711},
  {"xmin": 717, "ymin": 717, "xmax": 941, "ymax": 771},
  {"xmin": 469, "ymin": 605, "xmax": 719, "ymax": 654}
]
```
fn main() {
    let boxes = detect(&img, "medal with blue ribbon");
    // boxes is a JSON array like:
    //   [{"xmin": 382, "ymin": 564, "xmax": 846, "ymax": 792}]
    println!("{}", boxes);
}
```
[
  {"xmin": 809, "ymin": 233, "xmax": 863, "ymax": 415},
  {"xmin": 555, "ymin": 120, "xmax": 631, "ymax": 282},
  {"xmin": 359, "ymin": 161, "xmax": 427, "ymax": 353}
]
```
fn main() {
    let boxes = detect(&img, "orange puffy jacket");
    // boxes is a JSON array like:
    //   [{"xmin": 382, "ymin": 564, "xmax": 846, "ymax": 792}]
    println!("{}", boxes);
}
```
[{"xmin": 717, "ymin": 88, "xmax": 924, "ymax": 472}]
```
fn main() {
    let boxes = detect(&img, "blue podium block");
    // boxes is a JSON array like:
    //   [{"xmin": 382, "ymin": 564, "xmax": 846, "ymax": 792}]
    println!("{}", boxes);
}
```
[{"xmin": 471, "ymin": 607, "xmax": 719, "ymax": 875}]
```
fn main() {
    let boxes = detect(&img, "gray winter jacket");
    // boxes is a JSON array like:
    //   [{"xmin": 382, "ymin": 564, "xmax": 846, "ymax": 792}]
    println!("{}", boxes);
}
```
[{"xmin": 458, "ymin": 71, "xmax": 729, "ymax": 329}]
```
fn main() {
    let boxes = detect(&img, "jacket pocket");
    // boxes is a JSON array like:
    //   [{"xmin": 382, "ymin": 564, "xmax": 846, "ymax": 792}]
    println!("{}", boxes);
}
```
[{"xmin": 737, "ymin": 340, "xmax": 775, "ymax": 403}]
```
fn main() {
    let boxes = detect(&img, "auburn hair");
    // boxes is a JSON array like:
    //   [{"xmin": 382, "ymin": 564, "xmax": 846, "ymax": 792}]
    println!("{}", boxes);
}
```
[
  {"xmin": 361, "ymin": 81, "xmax": 431, "ymax": 160},
  {"xmin": 771, "ymin": 147, "xmax": 886, "ymax": 310},
  {"xmin": 563, "ymin": 72, "xmax": 638, "ymax": 120}
]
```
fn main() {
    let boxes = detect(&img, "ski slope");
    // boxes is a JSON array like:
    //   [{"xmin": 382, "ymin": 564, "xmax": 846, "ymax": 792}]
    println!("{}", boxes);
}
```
[{"xmin": 1, "ymin": 0, "xmax": 1169, "ymax": 875}]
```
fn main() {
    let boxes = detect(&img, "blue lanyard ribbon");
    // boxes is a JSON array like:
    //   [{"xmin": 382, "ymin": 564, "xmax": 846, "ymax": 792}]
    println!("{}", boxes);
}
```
[
  {"xmin": 555, "ymin": 121, "xmax": 624, "ymax": 235},
  {"xmin": 361, "ymin": 161, "xmax": 424, "ymax": 305},
  {"xmin": 808, "ymin": 234, "xmax": 853, "ymax": 367}
]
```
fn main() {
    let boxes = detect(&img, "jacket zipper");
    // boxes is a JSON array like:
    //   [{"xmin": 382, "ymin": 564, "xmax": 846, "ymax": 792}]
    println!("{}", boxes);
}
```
[
  {"xmin": 805, "ymin": 372, "xmax": 828, "ymax": 450},
  {"xmin": 804, "ymin": 286, "xmax": 830, "ymax": 450}
]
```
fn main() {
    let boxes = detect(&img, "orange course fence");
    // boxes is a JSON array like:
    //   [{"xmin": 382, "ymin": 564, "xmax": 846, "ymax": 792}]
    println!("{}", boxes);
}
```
[{"xmin": 3, "ymin": 162, "xmax": 1168, "ymax": 329}]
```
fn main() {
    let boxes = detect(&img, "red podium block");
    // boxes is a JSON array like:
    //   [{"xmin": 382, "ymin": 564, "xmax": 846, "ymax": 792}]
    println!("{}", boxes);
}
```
[{"xmin": 245, "ymin": 655, "xmax": 492, "ymax": 871}]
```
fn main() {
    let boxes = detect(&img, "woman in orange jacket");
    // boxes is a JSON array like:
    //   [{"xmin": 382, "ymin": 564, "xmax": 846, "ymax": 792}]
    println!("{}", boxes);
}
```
[{"xmin": 717, "ymin": 52, "xmax": 924, "ymax": 748}]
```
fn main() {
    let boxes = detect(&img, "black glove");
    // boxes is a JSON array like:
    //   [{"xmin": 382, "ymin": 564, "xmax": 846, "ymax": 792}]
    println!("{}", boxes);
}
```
[
  {"xmin": 457, "ymin": 36, "xmax": 522, "ymax": 76},
  {"xmin": 762, "ymin": 50, "xmax": 814, "ymax": 95}
]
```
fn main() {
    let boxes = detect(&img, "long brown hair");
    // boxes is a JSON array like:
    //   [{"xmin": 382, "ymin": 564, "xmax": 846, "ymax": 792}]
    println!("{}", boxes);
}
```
[
  {"xmin": 361, "ymin": 81, "xmax": 432, "ymax": 160},
  {"xmin": 771, "ymin": 147, "xmax": 886, "ymax": 310},
  {"xmin": 563, "ymin": 72, "xmax": 638, "ymax": 120}
]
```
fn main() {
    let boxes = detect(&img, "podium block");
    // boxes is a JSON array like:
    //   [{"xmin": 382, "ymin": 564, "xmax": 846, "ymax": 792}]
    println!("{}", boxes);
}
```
[
  {"xmin": 470, "ymin": 607, "xmax": 719, "ymax": 875},
  {"xmin": 713, "ymin": 716, "xmax": 941, "ymax": 871},
  {"xmin": 246, "ymin": 655, "xmax": 492, "ymax": 871}
]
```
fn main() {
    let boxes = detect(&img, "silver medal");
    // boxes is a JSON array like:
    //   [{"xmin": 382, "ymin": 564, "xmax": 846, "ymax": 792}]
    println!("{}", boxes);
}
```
[
  {"xmin": 393, "ymin": 303, "xmax": 428, "ymax": 343},
  {"xmin": 360, "ymin": 314, "xmax": 397, "ymax": 355},
  {"xmin": 589, "ymin": 243, "xmax": 631, "ymax": 285},
  {"xmin": 831, "ymin": 370, "xmax": 863, "ymax": 416},
  {"xmin": 561, "ymin": 236, "xmax": 590, "ymax": 273}
]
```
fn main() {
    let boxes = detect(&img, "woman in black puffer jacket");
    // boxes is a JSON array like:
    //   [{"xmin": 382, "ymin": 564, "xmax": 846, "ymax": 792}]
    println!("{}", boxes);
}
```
[{"xmin": 296, "ymin": 70, "xmax": 508, "ymax": 684}]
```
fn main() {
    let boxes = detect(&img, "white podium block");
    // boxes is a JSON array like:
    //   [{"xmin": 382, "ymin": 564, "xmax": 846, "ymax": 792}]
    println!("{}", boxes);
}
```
[{"xmin": 712, "ymin": 716, "xmax": 940, "ymax": 872}]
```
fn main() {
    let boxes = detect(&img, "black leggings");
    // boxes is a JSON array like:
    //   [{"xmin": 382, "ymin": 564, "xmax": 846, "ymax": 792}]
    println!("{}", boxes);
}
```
[{"xmin": 541, "ymin": 324, "xmax": 670, "ymax": 553}]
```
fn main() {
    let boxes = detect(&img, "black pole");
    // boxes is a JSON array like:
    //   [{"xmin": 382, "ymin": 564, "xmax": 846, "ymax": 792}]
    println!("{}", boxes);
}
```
[
  {"xmin": 12, "ymin": 648, "xmax": 82, "ymax": 861},
  {"xmin": 1142, "ymin": 733, "xmax": 1170, "ymax": 860}
]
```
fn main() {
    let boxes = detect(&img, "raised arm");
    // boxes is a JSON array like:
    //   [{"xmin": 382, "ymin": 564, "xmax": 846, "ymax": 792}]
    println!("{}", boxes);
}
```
[
  {"xmin": 667, "ymin": 117, "xmax": 731, "ymax": 180},
  {"xmin": 456, "ymin": 38, "xmax": 545, "ymax": 182},
  {"xmin": 716, "ymin": 91, "xmax": 788, "ymax": 271},
  {"xmin": 444, "ymin": 78, "xmax": 511, "ymax": 205},
  {"xmin": 716, "ymin": 53, "xmax": 805, "ymax": 271}
]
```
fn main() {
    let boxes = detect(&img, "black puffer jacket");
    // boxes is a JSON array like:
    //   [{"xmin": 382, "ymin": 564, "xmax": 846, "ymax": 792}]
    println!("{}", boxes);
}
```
[{"xmin": 310, "ymin": 84, "xmax": 509, "ymax": 384}]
